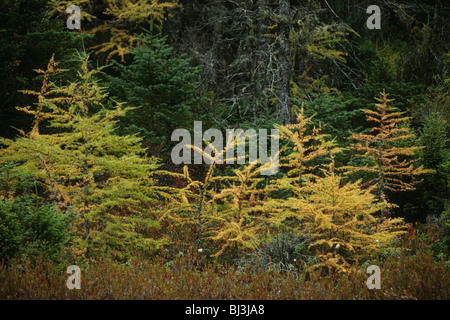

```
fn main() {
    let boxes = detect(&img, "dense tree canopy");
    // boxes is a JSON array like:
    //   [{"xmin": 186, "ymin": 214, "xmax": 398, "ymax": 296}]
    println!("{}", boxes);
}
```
[{"xmin": 0, "ymin": 0, "xmax": 448, "ymax": 300}]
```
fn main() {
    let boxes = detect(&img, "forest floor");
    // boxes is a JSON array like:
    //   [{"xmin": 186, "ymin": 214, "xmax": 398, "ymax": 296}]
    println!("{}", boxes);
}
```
[{"xmin": 1, "ymin": 245, "xmax": 448, "ymax": 300}]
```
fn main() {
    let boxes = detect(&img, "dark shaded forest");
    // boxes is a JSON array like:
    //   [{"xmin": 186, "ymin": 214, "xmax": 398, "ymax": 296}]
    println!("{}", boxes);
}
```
[{"xmin": 0, "ymin": 0, "xmax": 449, "ymax": 300}]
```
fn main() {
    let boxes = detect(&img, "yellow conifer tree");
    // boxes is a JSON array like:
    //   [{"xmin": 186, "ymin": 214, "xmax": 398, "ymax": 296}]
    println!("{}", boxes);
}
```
[
  {"xmin": 50, "ymin": 0, "xmax": 180, "ymax": 62},
  {"xmin": 267, "ymin": 107, "xmax": 341, "ymax": 227},
  {"xmin": 297, "ymin": 158, "xmax": 406, "ymax": 273},
  {"xmin": 0, "ymin": 54, "xmax": 167, "ymax": 260},
  {"xmin": 345, "ymin": 93, "xmax": 428, "ymax": 210},
  {"xmin": 160, "ymin": 128, "xmax": 274, "ymax": 258}
]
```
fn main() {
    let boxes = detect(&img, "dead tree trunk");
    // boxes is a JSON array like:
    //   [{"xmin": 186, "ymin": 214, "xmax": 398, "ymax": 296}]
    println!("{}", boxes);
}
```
[{"xmin": 278, "ymin": 0, "xmax": 291, "ymax": 125}]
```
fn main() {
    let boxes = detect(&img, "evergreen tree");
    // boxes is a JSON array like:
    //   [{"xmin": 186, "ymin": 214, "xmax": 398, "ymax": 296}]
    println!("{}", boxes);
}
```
[
  {"xmin": 263, "ymin": 108, "xmax": 341, "ymax": 234},
  {"xmin": 291, "ymin": 84, "xmax": 363, "ymax": 160},
  {"xmin": 164, "ymin": 0, "xmax": 350, "ymax": 128},
  {"xmin": 0, "ymin": 0, "xmax": 85, "ymax": 139},
  {"xmin": 0, "ymin": 53, "xmax": 166, "ymax": 261},
  {"xmin": 345, "ymin": 93, "xmax": 428, "ymax": 211},
  {"xmin": 295, "ymin": 158, "xmax": 406, "ymax": 273},
  {"xmin": 271, "ymin": 107, "xmax": 341, "ymax": 206},
  {"xmin": 264, "ymin": 111, "xmax": 406, "ymax": 272},
  {"xmin": 207, "ymin": 163, "xmax": 267, "ymax": 258},
  {"xmin": 160, "ymin": 130, "xmax": 274, "ymax": 259},
  {"xmin": 404, "ymin": 111, "xmax": 449, "ymax": 222},
  {"xmin": 107, "ymin": 31, "xmax": 200, "ymax": 161},
  {"xmin": 50, "ymin": 0, "xmax": 180, "ymax": 63}
]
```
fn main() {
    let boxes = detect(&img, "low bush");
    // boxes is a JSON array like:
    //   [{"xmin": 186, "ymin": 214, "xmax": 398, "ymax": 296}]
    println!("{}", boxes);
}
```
[
  {"xmin": 1, "ymin": 244, "xmax": 448, "ymax": 300},
  {"xmin": 0, "ymin": 197, "xmax": 77, "ymax": 264}
]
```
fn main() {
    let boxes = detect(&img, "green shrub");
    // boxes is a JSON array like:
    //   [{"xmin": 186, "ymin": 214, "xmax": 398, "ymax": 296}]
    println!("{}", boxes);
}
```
[
  {"xmin": 0, "ymin": 197, "xmax": 78, "ymax": 264},
  {"xmin": 20, "ymin": 200, "xmax": 78, "ymax": 262},
  {"xmin": 0, "ymin": 199, "xmax": 21, "ymax": 262}
]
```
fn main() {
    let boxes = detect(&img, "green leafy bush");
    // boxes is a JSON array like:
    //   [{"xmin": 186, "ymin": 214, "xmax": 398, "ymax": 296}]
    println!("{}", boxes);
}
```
[{"xmin": 0, "ymin": 197, "xmax": 77, "ymax": 264}]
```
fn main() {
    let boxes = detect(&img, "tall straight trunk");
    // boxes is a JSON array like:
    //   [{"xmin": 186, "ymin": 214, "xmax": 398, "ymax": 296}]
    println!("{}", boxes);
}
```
[{"xmin": 278, "ymin": 0, "xmax": 291, "ymax": 125}]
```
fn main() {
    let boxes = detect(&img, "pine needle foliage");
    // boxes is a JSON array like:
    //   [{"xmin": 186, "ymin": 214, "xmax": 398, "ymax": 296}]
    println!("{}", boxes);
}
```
[
  {"xmin": 156, "ymin": 162, "xmax": 217, "ymax": 252},
  {"xmin": 264, "ymin": 109, "xmax": 407, "ymax": 272},
  {"xmin": 107, "ymin": 31, "xmax": 199, "ymax": 154},
  {"xmin": 295, "ymin": 158, "xmax": 406, "ymax": 273},
  {"xmin": 207, "ymin": 163, "xmax": 267, "ymax": 258},
  {"xmin": 92, "ymin": 0, "xmax": 180, "ymax": 62},
  {"xmin": 0, "ymin": 53, "xmax": 165, "ymax": 261},
  {"xmin": 345, "ymin": 93, "xmax": 428, "ymax": 208},
  {"xmin": 201, "ymin": 129, "xmax": 282, "ymax": 259},
  {"xmin": 277, "ymin": 107, "xmax": 341, "ymax": 180},
  {"xmin": 266, "ymin": 107, "xmax": 341, "ymax": 227},
  {"xmin": 160, "ymin": 129, "xmax": 276, "ymax": 259},
  {"xmin": 50, "ymin": 0, "xmax": 180, "ymax": 62}
]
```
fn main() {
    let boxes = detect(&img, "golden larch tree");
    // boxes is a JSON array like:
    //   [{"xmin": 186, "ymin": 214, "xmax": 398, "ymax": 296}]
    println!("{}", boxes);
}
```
[
  {"xmin": 0, "ymin": 53, "xmax": 166, "ymax": 261},
  {"xmin": 297, "ymin": 158, "xmax": 406, "ymax": 273},
  {"xmin": 50, "ymin": 0, "xmax": 180, "ymax": 62},
  {"xmin": 266, "ymin": 107, "xmax": 341, "ymax": 228},
  {"xmin": 345, "ymin": 93, "xmax": 428, "ymax": 209}
]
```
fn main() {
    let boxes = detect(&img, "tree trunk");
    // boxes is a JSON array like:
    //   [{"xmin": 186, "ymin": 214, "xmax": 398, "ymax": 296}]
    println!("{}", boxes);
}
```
[{"xmin": 278, "ymin": 0, "xmax": 291, "ymax": 125}]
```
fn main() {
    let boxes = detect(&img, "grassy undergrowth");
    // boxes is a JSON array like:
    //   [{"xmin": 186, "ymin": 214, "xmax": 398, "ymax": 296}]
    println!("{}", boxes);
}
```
[{"xmin": 1, "ymin": 245, "xmax": 448, "ymax": 300}]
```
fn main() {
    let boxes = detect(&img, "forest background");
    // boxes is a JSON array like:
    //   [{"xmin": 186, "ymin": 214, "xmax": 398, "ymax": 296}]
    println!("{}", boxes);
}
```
[{"xmin": 0, "ymin": 0, "xmax": 449, "ymax": 299}]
